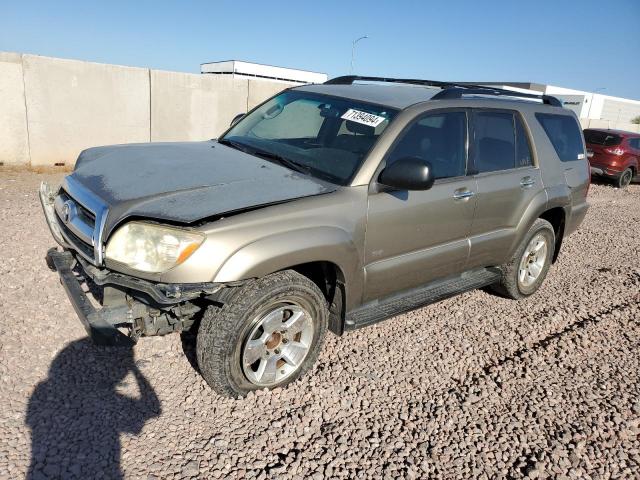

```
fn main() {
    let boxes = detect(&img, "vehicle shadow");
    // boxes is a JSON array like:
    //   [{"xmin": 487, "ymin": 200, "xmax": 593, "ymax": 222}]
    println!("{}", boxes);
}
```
[
  {"xmin": 26, "ymin": 338, "xmax": 161, "ymax": 479},
  {"xmin": 590, "ymin": 176, "xmax": 614, "ymax": 187},
  {"xmin": 180, "ymin": 331, "xmax": 201, "ymax": 374}
]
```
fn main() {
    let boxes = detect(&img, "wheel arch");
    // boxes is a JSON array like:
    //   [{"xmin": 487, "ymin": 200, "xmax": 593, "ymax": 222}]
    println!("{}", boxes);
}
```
[
  {"xmin": 287, "ymin": 261, "xmax": 347, "ymax": 336},
  {"xmin": 538, "ymin": 206, "xmax": 566, "ymax": 263},
  {"xmin": 213, "ymin": 227, "xmax": 362, "ymax": 335}
]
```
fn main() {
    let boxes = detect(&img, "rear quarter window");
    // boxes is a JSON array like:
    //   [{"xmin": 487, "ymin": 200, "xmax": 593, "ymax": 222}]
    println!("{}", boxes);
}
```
[
  {"xmin": 536, "ymin": 113, "xmax": 585, "ymax": 162},
  {"xmin": 583, "ymin": 129, "xmax": 622, "ymax": 146}
]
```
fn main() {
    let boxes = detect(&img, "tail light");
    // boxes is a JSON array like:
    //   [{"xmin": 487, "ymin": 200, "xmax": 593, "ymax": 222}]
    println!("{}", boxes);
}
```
[{"xmin": 604, "ymin": 147, "xmax": 625, "ymax": 156}]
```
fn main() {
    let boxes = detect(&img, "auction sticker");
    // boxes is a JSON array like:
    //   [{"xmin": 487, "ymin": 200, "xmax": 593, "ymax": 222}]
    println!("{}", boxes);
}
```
[{"xmin": 341, "ymin": 109, "xmax": 386, "ymax": 128}]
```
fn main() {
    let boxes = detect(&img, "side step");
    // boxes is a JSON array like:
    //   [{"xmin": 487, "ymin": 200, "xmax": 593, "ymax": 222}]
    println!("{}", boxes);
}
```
[{"xmin": 345, "ymin": 267, "xmax": 502, "ymax": 330}]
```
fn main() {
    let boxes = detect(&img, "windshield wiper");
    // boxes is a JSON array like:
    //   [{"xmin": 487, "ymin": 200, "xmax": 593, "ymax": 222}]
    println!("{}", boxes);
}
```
[
  {"xmin": 251, "ymin": 149, "xmax": 312, "ymax": 175},
  {"xmin": 219, "ymin": 138, "xmax": 311, "ymax": 175},
  {"xmin": 217, "ymin": 138, "xmax": 253, "ymax": 155}
]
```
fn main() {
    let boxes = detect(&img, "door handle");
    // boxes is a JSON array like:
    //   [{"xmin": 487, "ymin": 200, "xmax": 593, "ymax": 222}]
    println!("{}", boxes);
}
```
[
  {"xmin": 453, "ymin": 189, "xmax": 475, "ymax": 200},
  {"xmin": 520, "ymin": 177, "xmax": 535, "ymax": 188}
]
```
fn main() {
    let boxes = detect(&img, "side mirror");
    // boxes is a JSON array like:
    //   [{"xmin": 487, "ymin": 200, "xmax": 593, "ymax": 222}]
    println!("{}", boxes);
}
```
[
  {"xmin": 378, "ymin": 157, "xmax": 434, "ymax": 191},
  {"xmin": 230, "ymin": 113, "xmax": 245, "ymax": 128}
]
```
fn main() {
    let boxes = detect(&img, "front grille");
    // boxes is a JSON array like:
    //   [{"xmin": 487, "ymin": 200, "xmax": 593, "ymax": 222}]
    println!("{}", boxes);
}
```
[
  {"xmin": 56, "ymin": 211, "xmax": 95, "ymax": 259},
  {"xmin": 59, "ymin": 189, "xmax": 96, "ymax": 225},
  {"xmin": 54, "ymin": 176, "xmax": 109, "ymax": 265}
]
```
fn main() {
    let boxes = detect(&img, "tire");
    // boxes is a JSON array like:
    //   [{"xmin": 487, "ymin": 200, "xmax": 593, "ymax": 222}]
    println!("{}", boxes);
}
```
[
  {"xmin": 196, "ymin": 270, "xmax": 328, "ymax": 398},
  {"xmin": 615, "ymin": 168, "xmax": 633, "ymax": 189},
  {"xmin": 490, "ymin": 218, "xmax": 555, "ymax": 300}
]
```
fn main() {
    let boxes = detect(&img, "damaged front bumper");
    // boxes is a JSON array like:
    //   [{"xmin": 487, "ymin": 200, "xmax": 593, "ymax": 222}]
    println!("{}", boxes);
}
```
[
  {"xmin": 47, "ymin": 249, "xmax": 136, "ymax": 346},
  {"xmin": 40, "ymin": 182, "xmax": 238, "ymax": 346},
  {"xmin": 45, "ymin": 248, "xmax": 231, "ymax": 346}
]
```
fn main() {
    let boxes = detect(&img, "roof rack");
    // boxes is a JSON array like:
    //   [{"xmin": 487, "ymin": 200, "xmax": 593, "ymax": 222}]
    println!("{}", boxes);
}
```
[{"xmin": 324, "ymin": 75, "xmax": 563, "ymax": 107}]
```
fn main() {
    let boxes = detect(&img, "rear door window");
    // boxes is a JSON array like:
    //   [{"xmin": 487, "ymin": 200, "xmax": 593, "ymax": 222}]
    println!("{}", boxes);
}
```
[
  {"xmin": 472, "ymin": 111, "xmax": 516, "ymax": 173},
  {"xmin": 536, "ymin": 113, "xmax": 585, "ymax": 162}
]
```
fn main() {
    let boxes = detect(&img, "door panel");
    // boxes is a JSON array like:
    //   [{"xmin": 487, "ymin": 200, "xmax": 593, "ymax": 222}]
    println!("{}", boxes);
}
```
[
  {"xmin": 364, "ymin": 178, "xmax": 477, "ymax": 301},
  {"xmin": 467, "ymin": 167, "xmax": 542, "ymax": 268},
  {"xmin": 466, "ymin": 109, "xmax": 542, "ymax": 268}
]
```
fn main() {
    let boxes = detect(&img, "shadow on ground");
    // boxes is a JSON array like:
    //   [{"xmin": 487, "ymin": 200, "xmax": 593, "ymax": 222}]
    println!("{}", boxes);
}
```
[{"xmin": 26, "ymin": 338, "xmax": 161, "ymax": 479}]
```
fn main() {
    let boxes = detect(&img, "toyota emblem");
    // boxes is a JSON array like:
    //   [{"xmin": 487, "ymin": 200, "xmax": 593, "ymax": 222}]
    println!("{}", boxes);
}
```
[{"xmin": 62, "ymin": 202, "xmax": 72, "ymax": 223}]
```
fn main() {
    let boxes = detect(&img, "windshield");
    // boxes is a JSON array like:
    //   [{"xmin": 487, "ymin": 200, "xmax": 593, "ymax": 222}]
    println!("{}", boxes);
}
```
[{"xmin": 221, "ymin": 90, "xmax": 398, "ymax": 185}]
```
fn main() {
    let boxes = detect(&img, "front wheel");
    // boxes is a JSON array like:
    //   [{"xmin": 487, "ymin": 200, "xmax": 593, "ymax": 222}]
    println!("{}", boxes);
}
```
[
  {"xmin": 196, "ymin": 270, "xmax": 328, "ymax": 398},
  {"xmin": 490, "ymin": 218, "xmax": 555, "ymax": 300}
]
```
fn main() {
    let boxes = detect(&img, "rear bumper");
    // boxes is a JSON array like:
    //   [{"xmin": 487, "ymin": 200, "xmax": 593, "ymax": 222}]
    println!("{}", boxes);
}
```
[
  {"xmin": 47, "ymin": 249, "xmax": 135, "ymax": 346},
  {"xmin": 590, "ymin": 165, "xmax": 625, "ymax": 179}
]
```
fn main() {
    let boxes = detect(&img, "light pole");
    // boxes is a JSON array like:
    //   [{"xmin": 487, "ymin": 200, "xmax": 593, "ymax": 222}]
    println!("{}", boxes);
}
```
[
  {"xmin": 586, "ymin": 87, "xmax": 606, "ymax": 120},
  {"xmin": 350, "ymin": 35, "xmax": 368, "ymax": 74}
]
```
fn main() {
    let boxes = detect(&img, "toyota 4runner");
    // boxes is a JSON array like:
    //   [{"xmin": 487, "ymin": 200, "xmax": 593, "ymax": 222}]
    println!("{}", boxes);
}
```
[{"xmin": 40, "ymin": 76, "xmax": 590, "ymax": 398}]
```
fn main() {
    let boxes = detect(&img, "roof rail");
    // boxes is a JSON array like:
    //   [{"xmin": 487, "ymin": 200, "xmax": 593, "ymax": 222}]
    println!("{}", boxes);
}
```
[{"xmin": 324, "ymin": 75, "xmax": 563, "ymax": 107}]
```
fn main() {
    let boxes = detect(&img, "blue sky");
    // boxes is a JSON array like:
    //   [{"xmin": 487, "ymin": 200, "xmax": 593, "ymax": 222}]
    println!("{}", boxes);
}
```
[{"xmin": 2, "ymin": 0, "xmax": 639, "ymax": 99}]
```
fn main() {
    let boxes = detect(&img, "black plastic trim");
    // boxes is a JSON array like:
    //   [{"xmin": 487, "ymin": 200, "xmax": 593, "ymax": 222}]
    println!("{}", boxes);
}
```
[
  {"xmin": 73, "ymin": 254, "xmax": 227, "ymax": 306},
  {"xmin": 47, "ymin": 249, "xmax": 135, "ymax": 346},
  {"xmin": 345, "ymin": 267, "xmax": 502, "ymax": 330}
]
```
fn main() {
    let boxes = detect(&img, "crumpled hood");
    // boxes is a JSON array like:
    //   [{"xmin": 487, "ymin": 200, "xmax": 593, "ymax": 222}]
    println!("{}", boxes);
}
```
[{"xmin": 70, "ymin": 140, "xmax": 336, "ymax": 236}]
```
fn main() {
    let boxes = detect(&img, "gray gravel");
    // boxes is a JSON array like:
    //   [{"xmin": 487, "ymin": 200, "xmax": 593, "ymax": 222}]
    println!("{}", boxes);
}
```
[{"xmin": 1, "ymin": 170, "xmax": 639, "ymax": 480}]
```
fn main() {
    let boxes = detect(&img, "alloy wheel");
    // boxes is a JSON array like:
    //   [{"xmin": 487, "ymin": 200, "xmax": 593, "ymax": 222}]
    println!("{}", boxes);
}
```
[{"xmin": 241, "ymin": 303, "xmax": 314, "ymax": 387}]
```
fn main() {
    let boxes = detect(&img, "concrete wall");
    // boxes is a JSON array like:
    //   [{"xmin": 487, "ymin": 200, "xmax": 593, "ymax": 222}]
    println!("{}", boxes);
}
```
[
  {"xmin": 23, "ymin": 55, "xmax": 150, "ymax": 166},
  {"xmin": 600, "ymin": 99, "xmax": 640, "ymax": 125},
  {"xmin": 247, "ymin": 78, "xmax": 289, "ymax": 110},
  {"xmin": 0, "ymin": 52, "xmax": 292, "ymax": 167},
  {"xmin": 0, "ymin": 53, "xmax": 30, "ymax": 165},
  {"xmin": 150, "ymin": 71, "xmax": 249, "ymax": 142}
]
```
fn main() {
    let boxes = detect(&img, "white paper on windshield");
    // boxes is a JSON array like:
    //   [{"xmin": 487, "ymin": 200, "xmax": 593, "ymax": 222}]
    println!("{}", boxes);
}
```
[{"xmin": 341, "ymin": 109, "xmax": 386, "ymax": 128}]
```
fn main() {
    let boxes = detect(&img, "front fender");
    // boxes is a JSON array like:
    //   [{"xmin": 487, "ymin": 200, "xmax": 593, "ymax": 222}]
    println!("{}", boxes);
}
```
[{"xmin": 214, "ymin": 227, "xmax": 363, "ymax": 309}]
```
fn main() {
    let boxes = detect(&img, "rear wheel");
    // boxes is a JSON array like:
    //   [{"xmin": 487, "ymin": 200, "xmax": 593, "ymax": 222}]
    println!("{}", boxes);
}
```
[
  {"xmin": 196, "ymin": 270, "xmax": 328, "ymax": 398},
  {"xmin": 490, "ymin": 218, "xmax": 555, "ymax": 300},
  {"xmin": 616, "ymin": 168, "xmax": 633, "ymax": 188}
]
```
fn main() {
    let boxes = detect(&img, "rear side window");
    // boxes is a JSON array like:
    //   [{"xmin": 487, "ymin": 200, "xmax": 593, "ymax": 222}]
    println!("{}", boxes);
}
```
[
  {"xmin": 473, "ymin": 111, "xmax": 516, "ymax": 172},
  {"xmin": 583, "ymin": 129, "xmax": 622, "ymax": 146},
  {"xmin": 536, "ymin": 113, "xmax": 584, "ymax": 162}
]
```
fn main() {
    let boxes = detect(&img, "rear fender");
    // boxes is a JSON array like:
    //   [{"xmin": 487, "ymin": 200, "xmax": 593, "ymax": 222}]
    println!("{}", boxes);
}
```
[{"xmin": 505, "ymin": 188, "xmax": 555, "ymax": 259}]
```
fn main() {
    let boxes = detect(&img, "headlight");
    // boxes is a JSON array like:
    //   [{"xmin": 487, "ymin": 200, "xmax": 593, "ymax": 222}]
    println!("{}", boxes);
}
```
[{"xmin": 105, "ymin": 222, "xmax": 204, "ymax": 273}]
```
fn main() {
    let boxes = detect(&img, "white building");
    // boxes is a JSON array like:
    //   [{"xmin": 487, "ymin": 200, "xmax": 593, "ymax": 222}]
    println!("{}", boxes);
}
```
[
  {"xmin": 478, "ymin": 82, "xmax": 640, "ymax": 125},
  {"xmin": 201, "ymin": 60, "xmax": 327, "ymax": 85}
]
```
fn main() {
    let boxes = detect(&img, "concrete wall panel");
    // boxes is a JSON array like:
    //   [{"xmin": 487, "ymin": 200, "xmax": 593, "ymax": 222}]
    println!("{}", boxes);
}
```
[
  {"xmin": 600, "ymin": 99, "xmax": 640, "ymax": 125},
  {"xmin": 151, "ymin": 71, "xmax": 248, "ymax": 141},
  {"xmin": 247, "ymin": 79, "xmax": 289, "ymax": 110},
  {"xmin": 22, "ymin": 54, "xmax": 150, "ymax": 166},
  {"xmin": 1, "ymin": 52, "xmax": 309, "ymax": 167},
  {"xmin": 0, "ymin": 53, "xmax": 30, "ymax": 165}
]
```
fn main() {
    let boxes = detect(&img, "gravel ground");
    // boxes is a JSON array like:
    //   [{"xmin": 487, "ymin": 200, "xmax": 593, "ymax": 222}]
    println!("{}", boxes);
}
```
[{"xmin": 1, "ymin": 170, "xmax": 639, "ymax": 480}]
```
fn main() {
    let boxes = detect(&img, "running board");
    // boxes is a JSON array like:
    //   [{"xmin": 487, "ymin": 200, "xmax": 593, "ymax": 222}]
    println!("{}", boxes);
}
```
[{"xmin": 345, "ymin": 268, "xmax": 502, "ymax": 330}]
